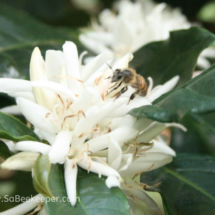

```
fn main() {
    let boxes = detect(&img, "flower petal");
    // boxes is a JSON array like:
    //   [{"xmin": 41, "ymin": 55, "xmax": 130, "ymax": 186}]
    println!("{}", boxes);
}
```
[
  {"xmin": 87, "ymin": 127, "xmax": 138, "ymax": 153},
  {"xmin": 136, "ymin": 122, "xmax": 166, "ymax": 143},
  {"xmin": 31, "ymin": 81, "xmax": 76, "ymax": 101},
  {"xmin": 63, "ymin": 41, "xmax": 80, "ymax": 79},
  {"xmin": 73, "ymin": 106, "xmax": 100, "ymax": 137},
  {"xmin": 49, "ymin": 131, "xmax": 73, "ymax": 164},
  {"xmin": 15, "ymin": 141, "xmax": 51, "ymax": 155},
  {"xmin": 30, "ymin": 47, "xmax": 57, "ymax": 110},
  {"xmin": 78, "ymin": 154, "xmax": 120, "ymax": 178},
  {"xmin": 148, "ymin": 76, "xmax": 179, "ymax": 102},
  {"xmin": 122, "ymin": 186, "xmax": 160, "ymax": 211},
  {"xmin": 106, "ymin": 176, "xmax": 120, "ymax": 188},
  {"xmin": 64, "ymin": 158, "xmax": 78, "ymax": 206},
  {"xmin": 1, "ymin": 152, "xmax": 39, "ymax": 171},
  {"xmin": 108, "ymin": 97, "xmax": 151, "ymax": 118},
  {"xmin": 0, "ymin": 194, "xmax": 43, "ymax": 215},
  {"xmin": 120, "ymin": 152, "xmax": 173, "ymax": 177},
  {"xmin": 146, "ymin": 139, "xmax": 176, "ymax": 156},
  {"xmin": 108, "ymin": 136, "xmax": 122, "ymax": 170},
  {"xmin": 81, "ymin": 53, "xmax": 113, "ymax": 81},
  {"xmin": 0, "ymin": 79, "xmax": 31, "ymax": 93},
  {"xmin": 16, "ymin": 97, "xmax": 59, "ymax": 134}
]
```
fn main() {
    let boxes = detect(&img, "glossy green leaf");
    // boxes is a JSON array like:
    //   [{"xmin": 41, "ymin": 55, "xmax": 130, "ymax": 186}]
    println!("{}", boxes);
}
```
[
  {"xmin": 171, "ymin": 112, "xmax": 215, "ymax": 155},
  {"xmin": 141, "ymin": 153, "xmax": 215, "ymax": 215},
  {"xmin": 44, "ymin": 165, "xmax": 130, "ymax": 215},
  {"xmin": 33, "ymin": 154, "xmax": 53, "ymax": 198},
  {"xmin": 0, "ymin": 112, "xmax": 40, "ymax": 141},
  {"xmin": 0, "ymin": 0, "xmax": 90, "ymax": 27},
  {"xmin": 0, "ymin": 3, "xmax": 84, "ymax": 79},
  {"xmin": 130, "ymin": 63, "xmax": 215, "ymax": 122},
  {"xmin": 131, "ymin": 27, "xmax": 215, "ymax": 87}
]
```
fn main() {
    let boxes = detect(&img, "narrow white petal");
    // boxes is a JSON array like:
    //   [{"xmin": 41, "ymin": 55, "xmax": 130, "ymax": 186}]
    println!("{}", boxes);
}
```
[
  {"xmin": 119, "ymin": 115, "xmax": 137, "ymax": 127},
  {"xmin": 106, "ymin": 176, "xmax": 120, "ymax": 188},
  {"xmin": 95, "ymin": 97, "xmax": 127, "ymax": 124},
  {"xmin": 64, "ymin": 158, "xmax": 78, "ymax": 206},
  {"xmin": 71, "ymin": 87, "xmax": 94, "ymax": 113},
  {"xmin": 30, "ymin": 47, "xmax": 57, "ymax": 110},
  {"xmin": 118, "ymin": 154, "xmax": 133, "ymax": 172},
  {"xmin": 63, "ymin": 41, "xmax": 80, "ymax": 79},
  {"xmin": 108, "ymin": 136, "xmax": 122, "ymax": 170},
  {"xmin": 108, "ymin": 97, "xmax": 151, "ymax": 118},
  {"xmin": 1, "ymin": 139, "xmax": 16, "ymax": 153},
  {"xmin": 122, "ymin": 186, "xmax": 159, "ymax": 210},
  {"xmin": 146, "ymin": 139, "xmax": 176, "ymax": 156},
  {"xmin": 15, "ymin": 141, "xmax": 51, "ymax": 155},
  {"xmin": 31, "ymin": 81, "xmax": 76, "ymax": 101},
  {"xmin": 197, "ymin": 56, "xmax": 211, "ymax": 69},
  {"xmin": 166, "ymin": 123, "xmax": 187, "ymax": 132},
  {"xmin": 16, "ymin": 97, "xmax": 59, "ymax": 134},
  {"xmin": 9, "ymin": 92, "xmax": 35, "ymax": 101},
  {"xmin": 79, "ymin": 34, "xmax": 113, "ymax": 55},
  {"xmin": 81, "ymin": 53, "xmax": 113, "ymax": 81},
  {"xmin": 134, "ymin": 118, "xmax": 153, "ymax": 132},
  {"xmin": 45, "ymin": 50, "xmax": 66, "ymax": 83},
  {"xmin": 0, "ymin": 194, "xmax": 43, "ymax": 215},
  {"xmin": 149, "ymin": 76, "xmax": 179, "ymax": 102},
  {"xmin": 49, "ymin": 131, "xmax": 73, "ymax": 164},
  {"xmin": 0, "ymin": 79, "xmax": 31, "ymax": 93},
  {"xmin": 136, "ymin": 122, "xmax": 166, "ymax": 143},
  {"xmin": 39, "ymin": 131, "xmax": 57, "ymax": 145},
  {"xmin": 113, "ymin": 53, "xmax": 133, "ymax": 70},
  {"xmin": 78, "ymin": 155, "xmax": 120, "ymax": 178},
  {"xmin": 87, "ymin": 127, "xmax": 138, "ymax": 153},
  {"xmin": 73, "ymin": 106, "xmax": 100, "ymax": 137},
  {"xmin": 1, "ymin": 152, "xmax": 39, "ymax": 171},
  {"xmin": 120, "ymin": 153, "xmax": 173, "ymax": 177}
]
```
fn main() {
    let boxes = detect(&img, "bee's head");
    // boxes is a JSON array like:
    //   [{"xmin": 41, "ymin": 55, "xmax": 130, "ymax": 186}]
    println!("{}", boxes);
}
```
[{"xmin": 111, "ymin": 69, "xmax": 123, "ymax": 83}]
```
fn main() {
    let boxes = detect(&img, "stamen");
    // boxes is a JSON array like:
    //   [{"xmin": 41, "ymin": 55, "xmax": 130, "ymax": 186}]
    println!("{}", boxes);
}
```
[
  {"xmin": 78, "ymin": 110, "xmax": 86, "ymax": 119},
  {"xmin": 61, "ymin": 115, "xmax": 76, "ymax": 129},
  {"xmin": 132, "ymin": 164, "xmax": 155, "ymax": 180},
  {"xmin": 45, "ymin": 113, "xmax": 51, "ymax": 118}
]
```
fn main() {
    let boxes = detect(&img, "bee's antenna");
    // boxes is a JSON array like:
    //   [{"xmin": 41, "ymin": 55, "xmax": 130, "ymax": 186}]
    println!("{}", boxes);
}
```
[{"xmin": 106, "ymin": 63, "xmax": 114, "ymax": 72}]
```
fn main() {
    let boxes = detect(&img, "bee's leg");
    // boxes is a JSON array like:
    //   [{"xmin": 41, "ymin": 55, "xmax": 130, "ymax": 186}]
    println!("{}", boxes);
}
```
[
  {"xmin": 113, "ymin": 86, "xmax": 128, "ymax": 101},
  {"xmin": 127, "ymin": 90, "xmax": 140, "ymax": 104},
  {"xmin": 108, "ymin": 81, "xmax": 123, "ymax": 94}
]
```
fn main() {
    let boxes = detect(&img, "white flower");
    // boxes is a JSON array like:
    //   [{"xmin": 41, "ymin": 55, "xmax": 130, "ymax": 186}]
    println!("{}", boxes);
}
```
[
  {"xmin": 0, "ymin": 41, "xmax": 184, "ymax": 214},
  {"xmin": 79, "ymin": 0, "xmax": 215, "ymax": 69}
]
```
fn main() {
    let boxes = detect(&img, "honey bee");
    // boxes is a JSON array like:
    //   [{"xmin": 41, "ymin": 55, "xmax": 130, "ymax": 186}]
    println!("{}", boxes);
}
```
[{"xmin": 108, "ymin": 67, "xmax": 147, "ymax": 104}]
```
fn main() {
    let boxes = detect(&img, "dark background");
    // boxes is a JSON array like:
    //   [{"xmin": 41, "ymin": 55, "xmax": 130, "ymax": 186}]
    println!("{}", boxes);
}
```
[{"xmin": 0, "ymin": 0, "xmax": 213, "ymax": 28}]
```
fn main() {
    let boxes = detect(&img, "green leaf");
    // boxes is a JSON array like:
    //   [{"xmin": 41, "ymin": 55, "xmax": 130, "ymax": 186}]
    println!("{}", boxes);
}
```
[
  {"xmin": 131, "ymin": 27, "xmax": 215, "ymax": 87},
  {"xmin": 0, "ymin": 140, "xmax": 13, "ymax": 159},
  {"xmin": 0, "ymin": 0, "xmax": 90, "ymax": 27},
  {"xmin": 0, "ymin": 112, "xmax": 40, "ymax": 141},
  {"xmin": 141, "ymin": 153, "xmax": 215, "ymax": 215},
  {"xmin": 0, "ymin": 3, "xmax": 84, "ymax": 79},
  {"xmin": 44, "ymin": 165, "xmax": 130, "ymax": 215},
  {"xmin": 171, "ymin": 112, "xmax": 215, "ymax": 155},
  {"xmin": 130, "ymin": 63, "xmax": 215, "ymax": 122},
  {"xmin": 33, "ymin": 154, "xmax": 54, "ymax": 198}
]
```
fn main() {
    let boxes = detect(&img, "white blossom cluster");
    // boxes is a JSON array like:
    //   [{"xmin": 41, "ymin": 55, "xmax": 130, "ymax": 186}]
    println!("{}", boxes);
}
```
[{"xmin": 80, "ymin": 0, "xmax": 215, "ymax": 69}]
